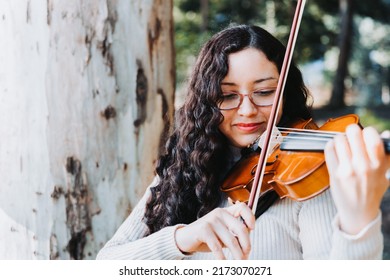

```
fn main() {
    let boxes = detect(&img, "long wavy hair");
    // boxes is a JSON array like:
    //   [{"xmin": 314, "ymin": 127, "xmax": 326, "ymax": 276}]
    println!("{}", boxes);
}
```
[{"xmin": 143, "ymin": 25, "xmax": 312, "ymax": 234}]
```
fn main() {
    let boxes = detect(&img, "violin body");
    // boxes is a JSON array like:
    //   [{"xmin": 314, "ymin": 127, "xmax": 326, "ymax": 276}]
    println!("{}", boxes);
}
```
[{"xmin": 221, "ymin": 114, "xmax": 360, "ymax": 203}]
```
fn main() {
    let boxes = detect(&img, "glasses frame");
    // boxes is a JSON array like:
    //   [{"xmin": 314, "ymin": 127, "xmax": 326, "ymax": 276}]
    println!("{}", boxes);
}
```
[{"xmin": 218, "ymin": 92, "xmax": 275, "ymax": 111}]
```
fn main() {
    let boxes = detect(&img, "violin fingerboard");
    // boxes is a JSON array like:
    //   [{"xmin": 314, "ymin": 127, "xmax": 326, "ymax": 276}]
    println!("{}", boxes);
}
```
[{"xmin": 279, "ymin": 132, "xmax": 330, "ymax": 152}]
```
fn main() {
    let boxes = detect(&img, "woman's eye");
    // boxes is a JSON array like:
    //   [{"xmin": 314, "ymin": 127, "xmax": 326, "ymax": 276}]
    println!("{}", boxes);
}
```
[
  {"xmin": 222, "ymin": 93, "xmax": 239, "ymax": 100},
  {"xmin": 253, "ymin": 90, "xmax": 275, "ymax": 96}
]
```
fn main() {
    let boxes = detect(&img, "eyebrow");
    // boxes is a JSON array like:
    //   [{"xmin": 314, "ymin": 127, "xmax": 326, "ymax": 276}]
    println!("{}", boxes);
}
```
[{"xmin": 221, "ymin": 77, "xmax": 277, "ymax": 86}]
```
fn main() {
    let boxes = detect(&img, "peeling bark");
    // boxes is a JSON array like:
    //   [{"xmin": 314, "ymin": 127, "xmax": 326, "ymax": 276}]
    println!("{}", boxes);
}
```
[
  {"xmin": 157, "ymin": 88, "xmax": 171, "ymax": 153},
  {"xmin": 97, "ymin": 36, "xmax": 114, "ymax": 75},
  {"xmin": 65, "ymin": 157, "xmax": 91, "ymax": 260},
  {"xmin": 148, "ymin": 17, "xmax": 162, "ymax": 61},
  {"xmin": 51, "ymin": 185, "xmax": 64, "ymax": 199},
  {"xmin": 134, "ymin": 60, "xmax": 148, "ymax": 128},
  {"xmin": 50, "ymin": 234, "xmax": 59, "ymax": 260},
  {"xmin": 101, "ymin": 105, "xmax": 117, "ymax": 120}
]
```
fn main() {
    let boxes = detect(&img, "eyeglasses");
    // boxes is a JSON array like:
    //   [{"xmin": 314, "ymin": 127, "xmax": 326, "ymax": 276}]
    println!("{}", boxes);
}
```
[{"xmin": 218, "ymin": 90, "xmax": 276, "ymax": 110}]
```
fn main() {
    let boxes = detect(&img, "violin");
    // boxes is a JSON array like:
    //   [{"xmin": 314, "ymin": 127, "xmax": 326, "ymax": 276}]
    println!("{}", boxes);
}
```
[{"xmin": 221, "ymin": 114, "xmax": 390, "ymax": 204}]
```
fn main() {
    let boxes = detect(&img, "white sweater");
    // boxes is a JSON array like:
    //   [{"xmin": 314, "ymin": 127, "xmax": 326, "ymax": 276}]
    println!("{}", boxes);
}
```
[{"xmin": 96, "ymin": 177, "xmax": 383, "ymax": 260}]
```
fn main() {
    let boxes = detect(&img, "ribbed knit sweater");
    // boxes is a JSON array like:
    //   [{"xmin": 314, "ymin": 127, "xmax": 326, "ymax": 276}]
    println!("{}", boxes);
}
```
[{"xmin": 96, "ymin": 177, "xmax": 383, "ymax": 260}]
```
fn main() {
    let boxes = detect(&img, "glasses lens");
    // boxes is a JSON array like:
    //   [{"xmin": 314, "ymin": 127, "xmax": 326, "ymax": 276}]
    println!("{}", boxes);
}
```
[
  {"xmin": 252, "ymin": 91, "xmax": 275, "ymax": 106},
  {"xmin": 219, "ymin": 93, "xmax": 240, "ymax": 110}
]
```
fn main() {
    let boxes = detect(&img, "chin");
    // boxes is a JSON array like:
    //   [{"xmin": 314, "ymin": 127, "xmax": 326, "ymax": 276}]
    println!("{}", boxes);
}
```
[
  {"xmin": 245, "ymin": 135, "xmax": 260, "ymax": 147},
  {"xmin": 234, "ymin": 139, "xmax": 255, "ymax": 148}
]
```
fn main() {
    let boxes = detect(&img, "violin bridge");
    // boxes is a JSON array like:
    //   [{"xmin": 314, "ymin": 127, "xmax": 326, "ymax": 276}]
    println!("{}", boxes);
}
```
[{"xmin": 258, "ymin": 127, "xmax": 283, "ymax": 156}]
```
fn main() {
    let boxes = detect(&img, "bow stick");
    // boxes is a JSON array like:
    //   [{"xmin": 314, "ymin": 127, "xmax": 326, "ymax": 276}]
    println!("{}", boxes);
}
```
[{"xmin": 248, "ymin": 0, "xmax": 307, "ymax": 214}]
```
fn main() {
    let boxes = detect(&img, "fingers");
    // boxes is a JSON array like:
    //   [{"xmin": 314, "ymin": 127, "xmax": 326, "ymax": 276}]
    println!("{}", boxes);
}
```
[
  {"xmin": 364, "ymin": 127, "xmax": 386, "ymax": 166},
  {"xmin": 324, "ymin": 124, "xmax": 389, "ymax": 234},
  {"xmin": 196, "ymin": 203, "xmax": 254, "ymax": 260},
  {"xmin": 344, "ymin": 125, "xmax": 386, "ymax": 173},
  {"xmin": 334, "ymin": 131, "xmax": 354, "ymax": 177},
  {"xmin": 175, "ymin": 217, "xmax": 230, "ymax": 259},
  {"xmin": 325, "ymin": 128, "xmax": 355, "ymax": 184},
  {"xmin": 326, "ymin": 124, "xmax": 383, "ymax": 173},
  {"xmin": 200, "ymin": 223, "xmax": 226, "ymax": 260},
  {"xmin": 208, "ymin": 212, "xmax": 250, "ymax": 260},
  {"xmin": 227, "ymin": 201, "xmax": 256, "ymax": 230},
  {"xmin": 210, "ymin": 203, "xmax": 254, "ymax": 259},
  {"xmin": 326, "ymin": 124, "xmax": 388, "ymax": 183},
  {"xmin": 345, "ymin": 125, "xmax": 370, "ymax": 167},
  {"xmin": 324, "ymin": 139, "xmax": 338, "ymax": 167},
  {"xmin": 225, "ymin": 202, "xmax": 255, "ymax": 256},
  {"xmin": 324, "ymin": 139, "xmax": 338, "ymax": 189}
]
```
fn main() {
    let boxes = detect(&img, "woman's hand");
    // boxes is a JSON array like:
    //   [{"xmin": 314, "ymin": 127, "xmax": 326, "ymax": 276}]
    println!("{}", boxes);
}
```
[
  {"xmin": 325, "ymin": 124, "xmax": 390, "ymax": 235},
  {"xmin": 174, "ymin": 202, "xmax": 255, "ymax": 259}
]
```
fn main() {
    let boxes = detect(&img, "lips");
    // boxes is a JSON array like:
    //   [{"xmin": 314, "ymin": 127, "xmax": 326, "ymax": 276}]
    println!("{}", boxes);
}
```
[{"xmin": 235, "ymin": 122, "xmax": 263, "ymax": 133}]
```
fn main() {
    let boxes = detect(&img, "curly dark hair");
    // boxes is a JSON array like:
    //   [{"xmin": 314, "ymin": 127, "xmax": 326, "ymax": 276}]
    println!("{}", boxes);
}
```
[{"xmin": 143, "ymin": 24, "xmax": 312, "ymax": 234}]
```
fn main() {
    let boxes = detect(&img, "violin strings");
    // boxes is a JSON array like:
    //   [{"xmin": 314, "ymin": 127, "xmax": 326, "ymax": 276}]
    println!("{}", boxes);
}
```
[
  {"xmin": 279, "ymin": 134, "xmax": 331, "ymax": 142},
  {"xmin": 254, "ymin": 128, "xmax": 344, "ymax": 149},
  {"xmin": 277, "ymin": 126, "xmax": 344, "ymax": 136},
  {"xmin": 264, "ymin": 136, "xmax": 329, "ymax": 146},
  {"xmin": 276, "ymin": 127, "xmax": 344, "ymax": 144}
]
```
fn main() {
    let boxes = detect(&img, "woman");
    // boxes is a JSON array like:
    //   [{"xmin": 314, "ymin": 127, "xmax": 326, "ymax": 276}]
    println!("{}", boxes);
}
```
[{"xmin": 97, "ymin": 25, "xmax": 389, "ymax": 260}]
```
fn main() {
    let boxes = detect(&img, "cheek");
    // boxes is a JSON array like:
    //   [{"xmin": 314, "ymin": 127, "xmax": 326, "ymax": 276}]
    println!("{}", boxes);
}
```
[
  {"xmin": 260, "ymin": 107, "xmax": 274, "ymax": 122},
  {"xmin": 218, "ymin": 112, "xmax": 230, "ymax": 133}
]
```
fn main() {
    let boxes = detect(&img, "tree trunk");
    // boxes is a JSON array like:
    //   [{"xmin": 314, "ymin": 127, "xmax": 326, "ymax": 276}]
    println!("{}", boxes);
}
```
[
  {"xmin": 329, "ymin": 0, "xmax": 353, "ymax": 108},
  {"xmin": 0, "ymin": 0, "xmax": 175, "ymax": 259},
  {"xmin": 200, "ymin": 0, "xmax": 209, "ymax": 32}
]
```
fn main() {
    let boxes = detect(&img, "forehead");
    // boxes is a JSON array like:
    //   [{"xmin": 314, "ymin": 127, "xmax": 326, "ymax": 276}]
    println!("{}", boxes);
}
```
[{"xmin": 222, "ymin": 48, "xmax": 279, "ymax": 85}]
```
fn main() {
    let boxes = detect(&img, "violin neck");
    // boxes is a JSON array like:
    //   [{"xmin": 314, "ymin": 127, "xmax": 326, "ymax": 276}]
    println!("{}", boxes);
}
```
[{"xmin": 280, "ymin": 133, "xmax": 390, "ymax": 154}]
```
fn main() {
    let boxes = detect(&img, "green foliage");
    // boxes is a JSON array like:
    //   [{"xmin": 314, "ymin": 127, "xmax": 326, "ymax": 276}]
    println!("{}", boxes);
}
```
[
  {"xmin": 174, "ymin": 4, "xmax": 210, "ymax": 83},
  {"xmin": 359, "ymin": 108, "xmax": 390, "ymax": 131},
  {"xmin": 174, "ymin": 0, "xmax": 390, "ymax": 102}
]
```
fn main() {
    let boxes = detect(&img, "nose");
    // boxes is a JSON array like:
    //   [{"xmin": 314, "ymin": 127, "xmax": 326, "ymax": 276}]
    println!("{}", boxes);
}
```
[{"xmin": 237, "ymin": 94, "xmax": 257, "ymax": 116}]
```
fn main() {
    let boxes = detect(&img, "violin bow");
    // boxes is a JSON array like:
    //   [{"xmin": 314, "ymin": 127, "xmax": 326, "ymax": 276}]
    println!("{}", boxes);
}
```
[{"xmin": 248, "ymin": 0, "xmax": 307, "ymax": 214}]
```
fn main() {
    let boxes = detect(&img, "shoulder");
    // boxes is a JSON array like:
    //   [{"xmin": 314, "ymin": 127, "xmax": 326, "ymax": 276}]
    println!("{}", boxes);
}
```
[
  {"xmin": 136, "ymin": 176, "xmax": 161, "ymax": 205},
  {"xmin": 149, "ymin": 176, "xmax": 160, "ymax": 189}
]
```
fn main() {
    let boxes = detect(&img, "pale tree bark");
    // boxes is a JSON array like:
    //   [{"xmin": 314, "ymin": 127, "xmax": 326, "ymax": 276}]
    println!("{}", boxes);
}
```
[{"xmin": 0, "ymin": 0, "xmax": 175, "ymax": 259}]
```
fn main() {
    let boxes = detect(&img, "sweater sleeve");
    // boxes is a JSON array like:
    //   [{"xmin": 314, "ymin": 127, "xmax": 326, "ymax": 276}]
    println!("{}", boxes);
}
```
[
  {"xmin": 329, "ymin": 212, "xmax": 383, "ymax": 259},
  {"xmin": 96, "ymin": 178, "xmax": 188, "ymax": 260},
  {"xmin": 298, "ymin": 189, "xmax": 383, "ymax": 259}
]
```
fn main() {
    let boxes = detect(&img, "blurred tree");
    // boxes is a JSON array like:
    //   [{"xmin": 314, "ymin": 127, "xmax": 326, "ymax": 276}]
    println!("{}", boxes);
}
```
[
  {"xmin": 200, "ymin": 0, "xmax": 209, "ymax": 32},
  {"xmin": 328, "ymin": 0, "xmax": 390, "ymax": 108},
  {"xmin": 329, "ymin": 0, "xmax": 353, "ymax": 108}
]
